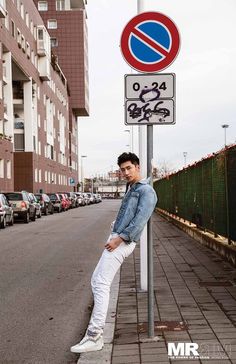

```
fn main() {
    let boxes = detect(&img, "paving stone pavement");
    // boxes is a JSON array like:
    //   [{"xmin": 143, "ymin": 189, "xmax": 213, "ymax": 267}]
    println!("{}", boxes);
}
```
[
  {"xmin": 79, "ymin": 213, "xmax": 236, "ymax": 364},
  {"xmin": 112, "ymin": 213, "xmax": 236, "ymax": 364}
]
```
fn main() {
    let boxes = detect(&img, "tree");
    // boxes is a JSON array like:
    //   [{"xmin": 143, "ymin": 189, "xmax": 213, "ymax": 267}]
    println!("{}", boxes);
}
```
[{"xmin": 153, "ymin": 160, "xmax": 175, "ymax": 180}]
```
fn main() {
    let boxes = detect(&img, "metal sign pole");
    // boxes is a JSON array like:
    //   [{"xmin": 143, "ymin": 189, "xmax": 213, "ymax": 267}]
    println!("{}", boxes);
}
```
[
  {"xmin": 147, "ymin": 124, "xmax": 154, "ymax": 338},
  {"xmin": 137, "ymin": 0, "xmax": 148, "ymax": 294}
]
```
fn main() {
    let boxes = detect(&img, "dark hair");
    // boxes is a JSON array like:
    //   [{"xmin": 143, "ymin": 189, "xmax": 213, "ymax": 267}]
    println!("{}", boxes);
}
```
[{"xmin": 117, "ymin": 152, "xmax": 140, "ymax": 167}]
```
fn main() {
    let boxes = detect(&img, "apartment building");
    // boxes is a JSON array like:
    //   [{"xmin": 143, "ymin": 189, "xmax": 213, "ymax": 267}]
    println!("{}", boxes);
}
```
[
  {"xmin": 0, "ymin": 0, "xmax": 77, "ymax": 193},
  {"xmin": 34, "ymin": 0, "xmax": 89, "ymax": 176}
]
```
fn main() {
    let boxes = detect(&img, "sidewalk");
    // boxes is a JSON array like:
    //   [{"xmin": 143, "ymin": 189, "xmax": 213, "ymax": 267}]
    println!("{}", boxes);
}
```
[{"xmin": 78, "ymin": 212, "xmax": 236, "ymax": 364}]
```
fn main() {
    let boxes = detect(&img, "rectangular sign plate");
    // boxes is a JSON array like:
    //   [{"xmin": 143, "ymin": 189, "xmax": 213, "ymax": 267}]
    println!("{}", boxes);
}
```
[
  {"xmin": 125, "ymin": 99, "xmax": 175, "ymax": 125},
  {"xmin": 125, "ymin": 73, "xmax": 175, "ymax": 100}
]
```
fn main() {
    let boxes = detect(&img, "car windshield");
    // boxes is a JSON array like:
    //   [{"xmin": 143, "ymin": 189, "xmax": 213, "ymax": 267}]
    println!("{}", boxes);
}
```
[
  {"xmin": 5, "ymin": 193, "xmax": 22, "ymax": 200},
  {"xmin": 48, "ymin": 194, "xmax": 56, "ymax": 200}
]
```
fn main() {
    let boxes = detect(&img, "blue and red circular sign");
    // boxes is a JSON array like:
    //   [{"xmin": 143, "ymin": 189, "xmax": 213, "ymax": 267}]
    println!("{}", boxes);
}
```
[{"xmin": 120, "ymin": 12, "xmax": 180, "ymax": 73}]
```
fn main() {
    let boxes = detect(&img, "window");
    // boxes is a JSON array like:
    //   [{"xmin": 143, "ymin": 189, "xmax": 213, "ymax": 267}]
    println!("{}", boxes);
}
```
[
  {"xmin": 26, "ymin": 42, "xmax": 30, "ymax": 58},
  {"xmin": 56, "ymin": 0, "xmax": 65, "ymax": 10},
  {"xmin": 38, "ymin": 28, "xmax": 43, "ymax": 40},
  {"xmin": 35, "ymin": 168, "xmax": 38, "ymax": 182},
  {"xmin": 11, "ymin": 20, "xmax": 15, "ymax": 37},
  {"xmin": 0, "ymin": 159, "xmax": 4, "ymax": 178},
  {"xmin": 20, "ymin": 3, "xmax": 24, "ymax": 19},
  {"xmin": 5, "ymin": 11, "xmax": 9, "ymax": 30},
  {"xmin": 31, "ymin": 50, "xmax": 35, "ymax": 65},
  {"xmin": 17, "ymin": 28, "xmax": 21, "ymax": 47},
  {"xmin": 7, "ymin": 161, "xmax": 11, "ymax": 179},
  {"xmin": 14, "ymin": 134, "xmax": 25, "ymax": 151},
  {"xmin": 25, "ymin": 12, "xmax": 29, "ymax": 27},
  {"xmin": 21, "ymin": 35, "xmax": 25, "ymax": 52},
  {"xmin": 38, "ymin": 1, "xmax": 48, "ymax": 11},
  {"xmin": 50, "ymin": 145, "xmax": 54, "ymax": 160},
  {"xmin": 39, "ymin": 169, "xmax": 42, "ymax": 183},
  {"xmin": 47, "ymin": 19, "xmax": 57, "ymax": 29},
  {"xmin": 50, "ymin": 37, "xmax": 58, "ymax": 47}
]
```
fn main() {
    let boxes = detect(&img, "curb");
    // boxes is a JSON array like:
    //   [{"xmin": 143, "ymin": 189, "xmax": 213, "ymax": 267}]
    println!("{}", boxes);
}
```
[
  {"xmin": 157, "ymin": 208, "xmax": 236, "ymax": 267},
  {"xmin": 77, "ymin": 269, "xmax": 120, "ymax": 364}
]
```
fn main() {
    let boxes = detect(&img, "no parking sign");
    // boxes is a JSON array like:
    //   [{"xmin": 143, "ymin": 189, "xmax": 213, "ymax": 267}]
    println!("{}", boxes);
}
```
[{"xmin": 120, "ymin": 12, "xmax": 180, "ymax": 73}]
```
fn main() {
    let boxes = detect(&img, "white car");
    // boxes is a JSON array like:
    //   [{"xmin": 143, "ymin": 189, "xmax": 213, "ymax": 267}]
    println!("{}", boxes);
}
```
[{"xmin": 0, "ymin": 193, "xmax": 14, "ymax": 228}]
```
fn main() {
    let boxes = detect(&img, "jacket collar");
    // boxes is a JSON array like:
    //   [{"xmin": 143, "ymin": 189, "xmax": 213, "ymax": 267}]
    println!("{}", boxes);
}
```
[
  {"xmin": 129, "ymin": 177, "xmax": 150, "ymax": 189},
  {"xmin": 137, "ymin": 177, "xmax": 150, "ymax": 185}
]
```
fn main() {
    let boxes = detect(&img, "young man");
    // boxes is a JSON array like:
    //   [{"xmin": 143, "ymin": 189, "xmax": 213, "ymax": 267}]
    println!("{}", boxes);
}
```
[{"xmin": 70, "ymin": 152, "xmax": 157, "ymax": 353}]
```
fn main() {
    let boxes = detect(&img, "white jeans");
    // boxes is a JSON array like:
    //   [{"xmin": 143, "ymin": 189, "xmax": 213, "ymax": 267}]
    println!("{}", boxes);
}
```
[{"xmin": 88, "ymin": 233, "xmax": 136, "ymax": 335}]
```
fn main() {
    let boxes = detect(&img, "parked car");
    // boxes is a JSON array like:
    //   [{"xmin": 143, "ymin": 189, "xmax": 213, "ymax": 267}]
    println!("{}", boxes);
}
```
[
  {"xmin": 58, "ymin": 193, "xmax": 70, "ymax": 211},
  {"xmin": 60, "ymin": 192, "xmax": 77, "ymax": 208},
  {"xmin": 47, "ymin": 193, "xmax": 63, "ymax": 213},
  {"xmin": 34, "ymin": 193, "xmax": 54, "ymax": 215},
  {"xmin": 0, "ymin": 193, "xmax": 14, "ymax": 228},
  {"xmin": 4, "ymin": 191, "xmax": 36, "ymax": 223},
  {"xmin": 82, "ymin": 193, "xmax": 90, "ymax": 206},
  {"xmin": 96, "ymin": 194, "xmax": 102, "ymax": 203},
  {"xmin": 86, "ymin": 193, "xmax": 95, "ymax": 204},
  {"xmin": 75, "ymin": 192, "xmax": 85, "ymax": 206},
  {"xmin": 28, "ymin": 193, "xmax": 42, "ymax": 218}
]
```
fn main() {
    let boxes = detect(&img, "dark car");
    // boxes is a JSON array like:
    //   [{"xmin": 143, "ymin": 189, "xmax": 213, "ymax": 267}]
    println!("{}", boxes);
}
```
[
  {"xmin": 28, "ymin": 193, "xmax": 42, "ymax": 218},
  {"xmin": 34, "ymin": 193, "xmax": 54, "ymax": 215},
  {"xmin": 5, "ymin": 191, "xmax": 36, "ymax": 223},
  {"xmin": 47, "ymin": 193, "xmax": 63, "ymax": 213},
  {"xmin": 0, "ymin": 193, "xmax": 14, "ymax": 228}
]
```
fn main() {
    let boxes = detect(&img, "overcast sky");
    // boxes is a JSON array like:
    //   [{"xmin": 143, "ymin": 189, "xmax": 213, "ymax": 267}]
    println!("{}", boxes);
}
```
[{"xmin": 79, "ymin": 0, "xmax": 236, "ymax": 178}]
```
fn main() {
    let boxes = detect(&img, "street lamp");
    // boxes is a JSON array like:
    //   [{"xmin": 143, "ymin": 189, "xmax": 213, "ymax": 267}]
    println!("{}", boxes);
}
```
[
  {"xmin": 81, "ymin": 155, "xmax": 87, "ymax": 192},
  {"xmin": 183, "ymin": 152, "xmax": 187, "ymax": 167},
  {"xmin": 221, "ymin": 124, "xmax": 229, "ymax": 147}
]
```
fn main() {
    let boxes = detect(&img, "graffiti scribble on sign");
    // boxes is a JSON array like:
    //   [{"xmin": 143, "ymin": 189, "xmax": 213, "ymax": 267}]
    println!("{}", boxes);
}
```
[
  {"xmin": 128, "ymin": 101, "xmax": 170, "ymax": 123},
  {"xmin": 139, "ymin": 87, "xmax": 160, "ymax": 103}
]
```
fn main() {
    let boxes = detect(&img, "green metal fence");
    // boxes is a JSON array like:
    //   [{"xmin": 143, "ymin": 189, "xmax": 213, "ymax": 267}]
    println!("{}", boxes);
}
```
[{"xmin": 153, "ymin": 145, "xmax": 236, "ymax": 242}]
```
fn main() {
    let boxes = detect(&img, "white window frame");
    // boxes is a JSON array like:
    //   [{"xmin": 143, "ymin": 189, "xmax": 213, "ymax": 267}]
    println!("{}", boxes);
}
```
[
  {"xmin": 7, "ymin": 160, "xmax": 11, "ymax": 179},
  {"xmin": 47, "ymin": 19, "xmax": 57, "ymax": 29},
  {"xmin": 38, "ymin": 1, "xmax": 48, "ymax": 11},
  {"xmin": 56, "ymin": 0, "xmax": 65, "ymax": 11},
  {"xmin": 50, "ymin": 37, "xmax": 58, "ymax": 47},
  {"xmin": 0, "ymin": 159, "xmax": 4, "ymax": 178}
]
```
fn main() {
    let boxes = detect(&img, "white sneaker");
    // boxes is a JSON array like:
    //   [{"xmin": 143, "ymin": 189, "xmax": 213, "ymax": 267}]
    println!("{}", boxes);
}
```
[{"xmin": 70, "ymin": 333, "xmax": 104, "ymax": 353}]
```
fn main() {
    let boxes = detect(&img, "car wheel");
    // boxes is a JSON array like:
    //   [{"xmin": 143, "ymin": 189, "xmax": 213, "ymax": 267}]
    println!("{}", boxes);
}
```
[
  {"xmin": 0, "ymin": 216, "xmax": 6, "ymax": 229},
  {"xmin": 31, "ymin": 211, "xmax": 36, "ymax": 221},
  {"xmin": 9, "ymin": 215, "xmax": 14, "ymax": 226},
  {"xmin": 24, "ymin": 212, "xmax": 30, "ymax": 224}
]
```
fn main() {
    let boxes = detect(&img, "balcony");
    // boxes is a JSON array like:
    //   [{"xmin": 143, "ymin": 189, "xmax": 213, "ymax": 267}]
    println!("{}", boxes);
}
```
[
  {"xmin": 37, "ymin": 26, "xmax": 51, "ymax": 57},
  {"xmin": 37, "ymin": 39, "xmax": 47, "ymax": 57},
  {"xmin": 70, "ymin": 0, "xmax": 87, "ymax": 9},
  {"xmin": 0, "ymin": 0, "xmax": 6, "ymax": 18},
  {"xmin": 38, "ymin": 57, "xmax": 50, "ymax": 81},
  {"xmin": 14, "ymin": 118, "xmax": 25, "ymax": 130}
]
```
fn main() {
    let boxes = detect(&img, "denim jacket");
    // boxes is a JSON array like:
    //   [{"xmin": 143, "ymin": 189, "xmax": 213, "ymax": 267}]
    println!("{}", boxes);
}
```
[{"xmin": 112, "ymin": 178, "xmax": 157, "ymax": 243}]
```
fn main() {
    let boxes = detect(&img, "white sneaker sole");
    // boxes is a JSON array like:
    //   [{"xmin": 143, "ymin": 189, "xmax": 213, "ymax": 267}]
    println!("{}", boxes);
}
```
[{"xmin": 70, "ymin": 341, "xmax": 104, "ymax": 353}]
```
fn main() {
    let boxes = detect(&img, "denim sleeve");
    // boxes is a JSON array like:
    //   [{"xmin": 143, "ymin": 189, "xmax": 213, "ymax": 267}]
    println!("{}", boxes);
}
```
[{"xmin": 119, "ymin": 187, "xmax": 157, "ymax": 243}]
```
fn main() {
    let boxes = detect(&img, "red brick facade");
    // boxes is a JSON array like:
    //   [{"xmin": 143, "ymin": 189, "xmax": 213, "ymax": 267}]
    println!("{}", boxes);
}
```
[{"xmin": 0, "ymin": 0, "xmax": 79, "ymax": 193}]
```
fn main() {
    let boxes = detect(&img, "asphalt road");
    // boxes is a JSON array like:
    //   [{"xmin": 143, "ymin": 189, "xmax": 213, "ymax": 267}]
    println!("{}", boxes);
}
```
[{"xmin": 0, "ymin": 199, "xmax": 120, "ymax": 364}]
